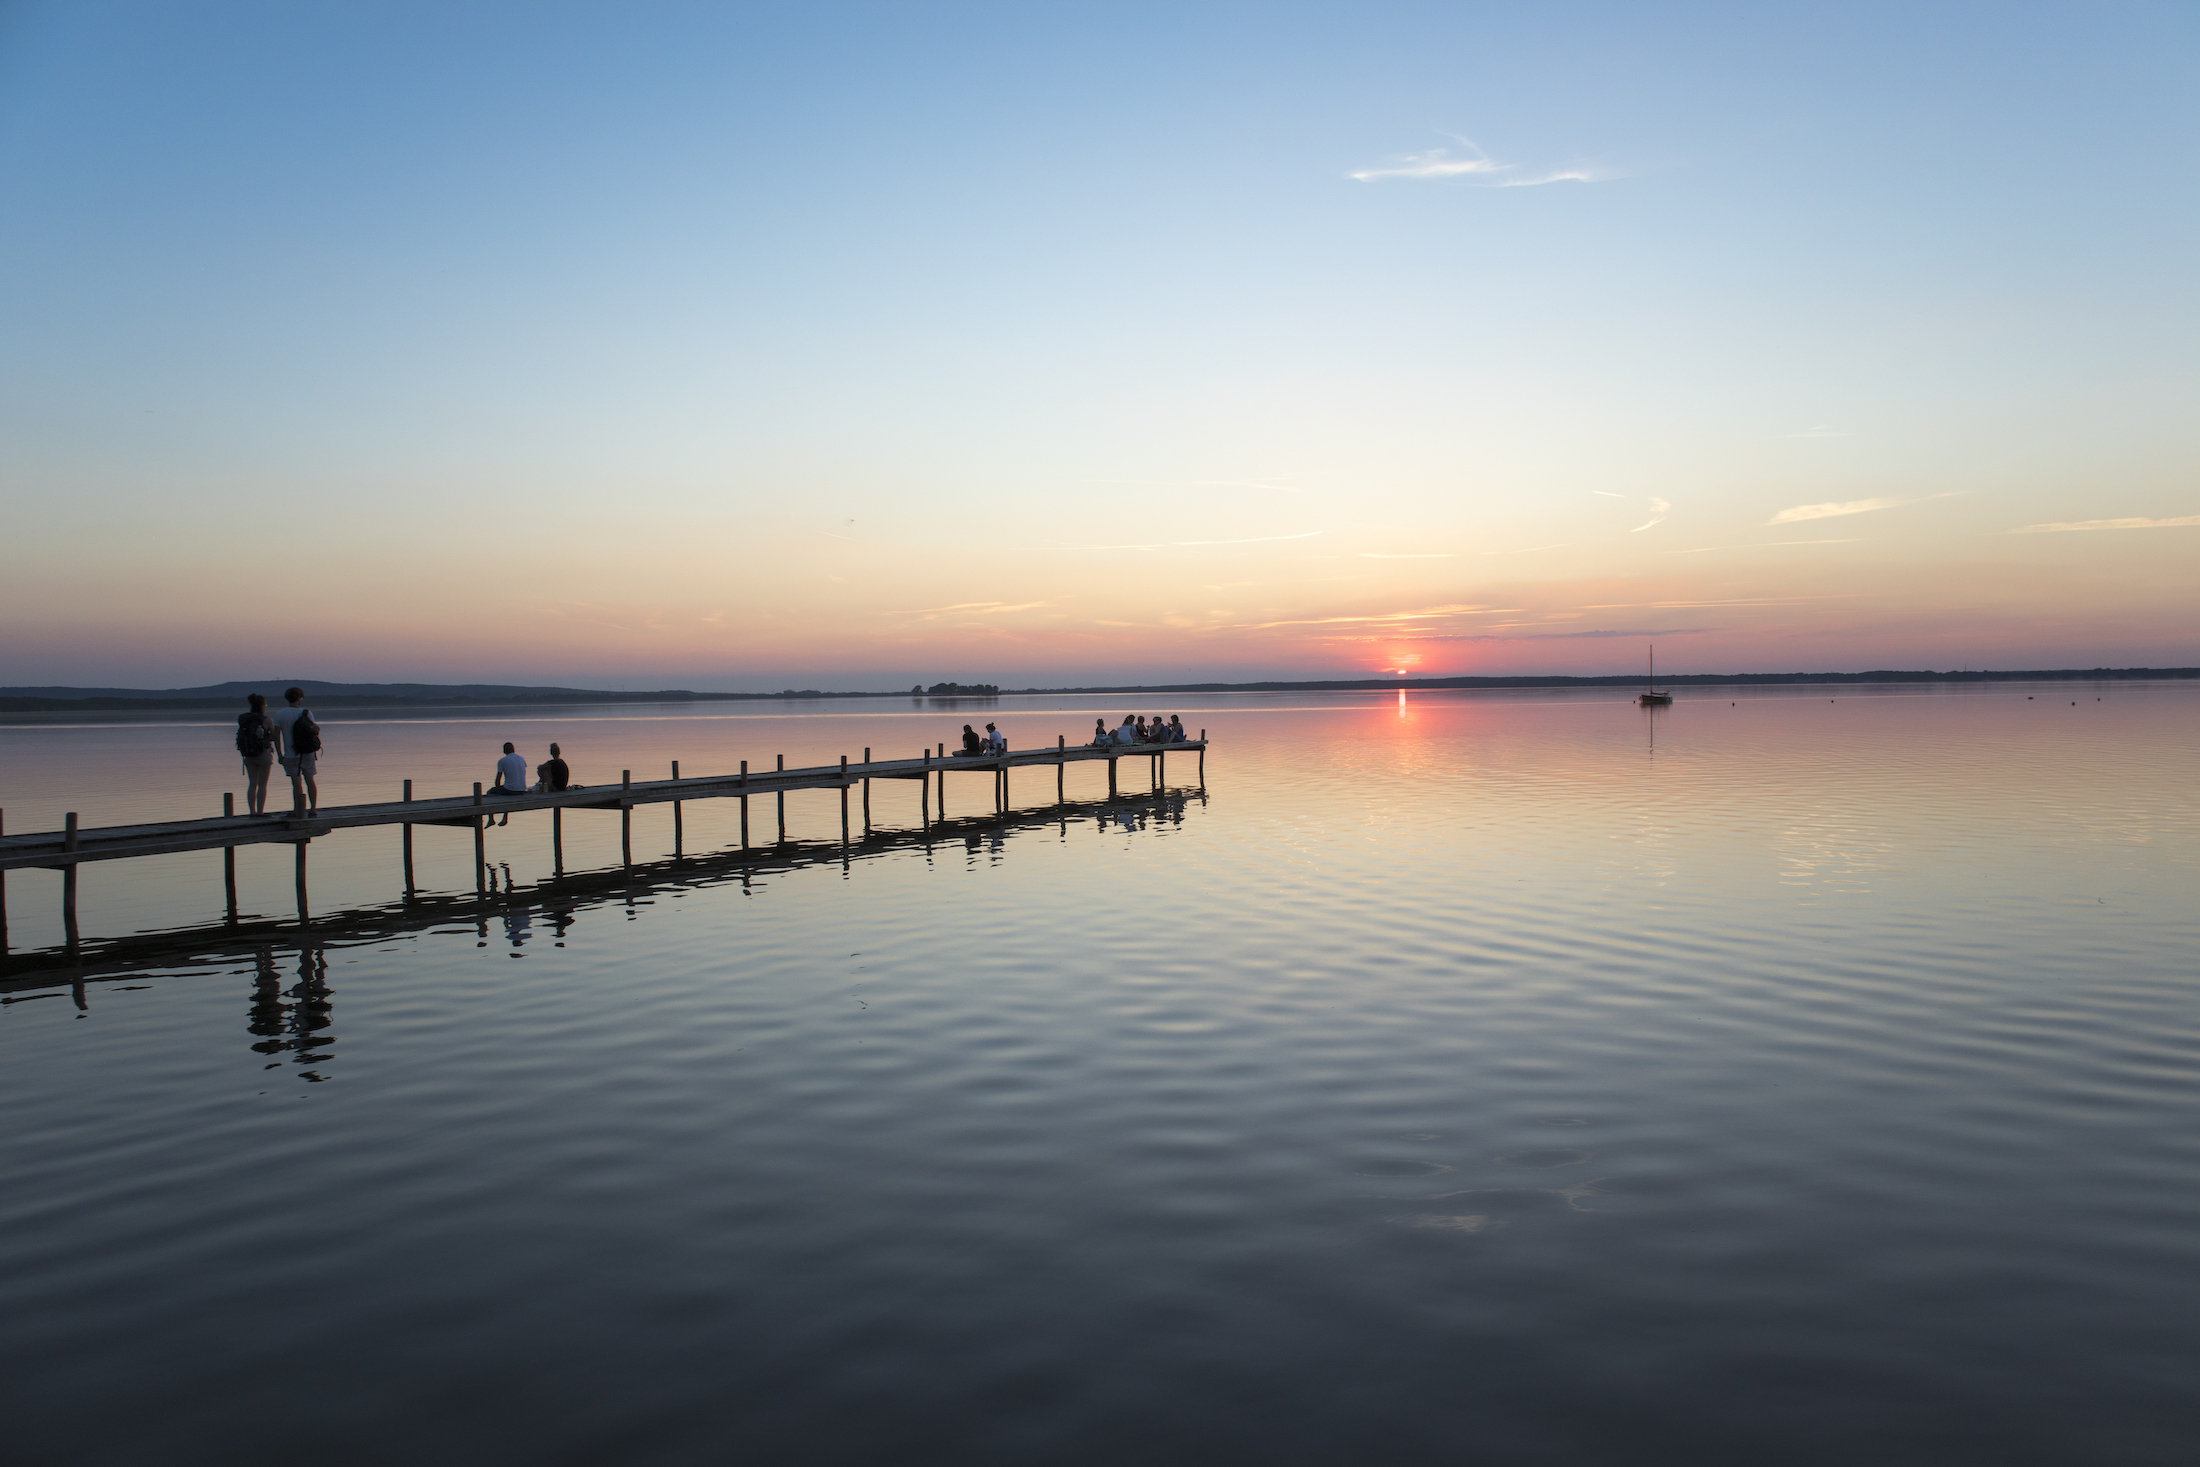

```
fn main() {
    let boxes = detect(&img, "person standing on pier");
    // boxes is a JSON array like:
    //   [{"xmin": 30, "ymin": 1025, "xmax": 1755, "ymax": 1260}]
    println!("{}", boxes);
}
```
[
  {"xmin": 236, "ymin": 693, "xmax": 277, "ymax": 815},
  {"xmin": 269, "ymin": 687, "xmax": 321, "ymax": 816}
]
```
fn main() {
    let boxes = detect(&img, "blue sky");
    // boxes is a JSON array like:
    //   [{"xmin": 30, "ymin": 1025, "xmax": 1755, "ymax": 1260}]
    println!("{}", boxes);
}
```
[{"xmin": 2, "ymin": 2, "xmax": 2193, "ymax": 687}]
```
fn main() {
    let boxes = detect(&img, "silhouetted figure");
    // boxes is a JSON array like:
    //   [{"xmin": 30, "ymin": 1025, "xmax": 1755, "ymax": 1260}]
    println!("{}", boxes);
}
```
[{"xmin": 236, "ymin": 694, "xmax": 277, "ymax": 815}]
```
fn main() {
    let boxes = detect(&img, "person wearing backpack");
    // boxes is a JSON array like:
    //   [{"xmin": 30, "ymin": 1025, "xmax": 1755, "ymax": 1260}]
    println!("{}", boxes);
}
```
[
  {"xmin": 235, "ymin": 693, "xmax": 278, "ymax": 815},
  {"xmin": 269, "ymin": 686, "xmax": 322, "ymax": 816}
]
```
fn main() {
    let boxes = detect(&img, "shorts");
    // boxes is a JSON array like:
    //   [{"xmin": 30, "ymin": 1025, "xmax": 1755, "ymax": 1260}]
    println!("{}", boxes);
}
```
[
  {"xmin": 281, "ymin": 754, "xmax": 318, "ymax": 778},
  {"xmin": 242, "ymin": 754, "xmax": 274, "ymax": 778}
]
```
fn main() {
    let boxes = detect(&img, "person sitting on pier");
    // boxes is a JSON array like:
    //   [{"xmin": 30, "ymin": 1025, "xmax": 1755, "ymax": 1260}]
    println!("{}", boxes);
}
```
[
  {"xmin": 1113, "ymin": 716, "xmax": 1140, "ymax": 746},
  {"xmin": 1146, "ymin": 713, "xmax": 1168, "ymax": 742},
  {"xmin": 985, "ymin": 722, "xmax": 1007, "ymax": 755},
  {"xmin": 535, "ymin": 742, "xmax": 572, "ymax": 792},
  {"xmin": 1167, "ymin": 715, "xmax": 1187, "ymax": 742},
  {"xmin": 1090, "ymin": 718, "xmax": 1111, "ymax": 747},
  {"xmin": 955, "ymin": 724, "xmax": 985, "ymax": 757},
  {"xmin": 487, "ymin": 741, "xmax": 528, "ymax": 825}
]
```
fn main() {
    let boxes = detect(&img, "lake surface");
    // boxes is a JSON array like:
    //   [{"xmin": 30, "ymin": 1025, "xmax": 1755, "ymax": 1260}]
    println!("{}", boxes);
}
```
[{"xmin": 2, "ymin": 685, "xmax": 2196, "ymax": 1464}]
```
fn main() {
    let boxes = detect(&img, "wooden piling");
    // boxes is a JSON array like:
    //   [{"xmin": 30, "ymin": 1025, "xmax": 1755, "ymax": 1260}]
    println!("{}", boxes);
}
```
[
  {"xmin": 671, "ymin": 761, "xmax": 682, "ymax": 855},
  {"xmin": 0, "ymin": 809, "xmax": 7, "ymax": 954},
  {"xmin": 921, "ymin": 751, "xmax": 931, "ymax": 824},
  {"xmin": 621, "ymin": 769, "xmax": 633, "ymax": 868},
  {"xmin": 294, "ymin": 841, "xmax": 310, "ymax": 928},
  {"xmin": 1108, "ymin": 757, "xmax": 1117, "ymax": 796},
  {"xmin": 1057, "ymin": 735, "xmax": 1065, "ymax": 802},
  {"xmin": 472, "ymin": 784, "xmax": 487, "ymax": 893},
  {"xmin": 401, "ymin": 779, "xmax": 415, "ymax": 895},
  {"xmin": 63, "ymin": 813, "xmax": 79, "ymax": 951},
  {"xmin": 776, "ymin": 755, "xmax": 786, "ymax": 842},
  {"xmin": 862, "ymin": 748, "xmax": 871, "ymax": 833},
  {"xmin": 739, "ymin": 760, "xmax": 750, "ymax": 848},
  {"xmin": 1199, "ymin": 730, "xmax": 1206, "ymax": 781},
  {"xmin": 223, "ymin": 793, "xmax": 238, "ymax": 921}
]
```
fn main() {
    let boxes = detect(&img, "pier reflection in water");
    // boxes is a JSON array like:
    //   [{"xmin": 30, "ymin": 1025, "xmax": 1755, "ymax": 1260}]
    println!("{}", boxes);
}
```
[{"xmin": 1, "ymin": 688, "xmax": 2196, "ymax": 1465}]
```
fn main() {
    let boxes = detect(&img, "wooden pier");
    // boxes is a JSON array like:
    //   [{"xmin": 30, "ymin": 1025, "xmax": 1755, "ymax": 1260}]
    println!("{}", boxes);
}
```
[{"xmin": 0, "ymin": 733, "xmax": 1207, "ymax": 945}]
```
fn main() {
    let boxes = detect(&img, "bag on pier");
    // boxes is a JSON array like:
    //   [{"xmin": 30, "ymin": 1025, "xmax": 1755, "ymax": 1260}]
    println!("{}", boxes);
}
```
[
  {"xmin": 292, "ymin": 709, "xmax": 322, "ymax": 754},
  {"xmin": 236, "ymin": 714, "xmax": 272, "ymax": 759}
]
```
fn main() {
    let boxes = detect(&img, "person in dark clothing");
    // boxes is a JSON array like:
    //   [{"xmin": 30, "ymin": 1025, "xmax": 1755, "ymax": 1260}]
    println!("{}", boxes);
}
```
[
  {"xmin": 236, "ymin": 693, "xmax": 277, "ymax": 815},
  {"xmin": 956, "ymin": 724, "xmax": 985, "ymax": 757},
  {"xmin": 538, "ymin": 742, "xmax": 572, "ymax": 792}
]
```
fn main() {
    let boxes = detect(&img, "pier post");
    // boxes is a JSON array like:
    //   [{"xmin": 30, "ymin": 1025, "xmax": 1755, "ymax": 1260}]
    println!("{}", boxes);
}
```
[
  {"xmin": 62, "ymin": 813, "xmax": 79, "ymax": 953},
  {"xmin": 0, "ymin": 809, "xmax": 7, "ymax": 955},
  {"xmin": 776, "ymin": 755, "xmax": 786, "ymax": 842},
  {"xmin": 740, "ymin": 761, "xmax": 749, "ymax": 849},
  {"xmin": 672, "ymin": 761, "xmax": 683, "ymax": 856},
  {"xmin": 401, "ymin": 780, "xmax": 415, "ymax": 896},
  {"xmin": 294, "ymin": 840, "xmax": 310, "ymax": 929},
  {"xmin": 862, "ymin": 748, "xmax": 871, "ymax": 834},
  {"xmin": 620, "ymin": 770, "xmax": 633, "ymax": 868},
  {"xmin": 840, "ymin": 756, "xmax": 850, "ymax": 845},
  {"xmin": 1199, "ymin": 731, "xmax": 1205, "ymax": 782},
  {"xmin": 921, "ymin": 751, "xmax": 931, "ymax": 825},
  {"xmin": 223, "ymin": 793, "xmax": 238, "ymax": 922},
  {"xmin": 1057, "ymin": 735, "xmax": 1065, "ymax": 803},
  {"xmin": 1108, "ymin": 757, "xmax": 1117, "ymax": 797},
  {"xmin": 473, "ymin": 783, "xmax": 486, "ymax": 894}
]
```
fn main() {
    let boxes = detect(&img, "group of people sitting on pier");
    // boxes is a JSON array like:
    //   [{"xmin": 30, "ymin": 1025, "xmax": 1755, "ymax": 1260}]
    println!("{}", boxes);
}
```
[
  {"xmin": 483, "ymin": 741, "xmax": 577, "ymax": 825},
  {"xmin": 953, "ymin": 722, "xmax": 1009, "ymax": 757},
  {"xmin": 1091, "ymin": 715, "xmax": 1188, "ymax": 747}
]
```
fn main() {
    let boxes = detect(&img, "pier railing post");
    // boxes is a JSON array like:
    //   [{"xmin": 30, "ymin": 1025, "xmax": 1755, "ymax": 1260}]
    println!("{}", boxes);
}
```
[
  {"xmin": 63, "ymin": 812, "xmax": 79, "ymax": 953},
  {"xmin": 401, "ymin": 779, "xmax": 415, "ymax": 896},
  {"xmin": 223, "ymin": 793, "xmax": 238, "ymax": 922}
]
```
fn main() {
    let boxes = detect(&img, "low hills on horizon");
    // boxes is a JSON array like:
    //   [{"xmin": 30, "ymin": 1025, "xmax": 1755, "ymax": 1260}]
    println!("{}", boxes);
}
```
[{"xmin": 1, "ymin": 668, "xmax": 2194, "ymax": 713}]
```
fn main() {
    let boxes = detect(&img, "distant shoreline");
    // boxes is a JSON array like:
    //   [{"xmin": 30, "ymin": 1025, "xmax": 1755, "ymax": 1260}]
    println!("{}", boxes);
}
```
[{"xmin": 2, "ymin": 667, "xmax": 2193, "ymax": 714}]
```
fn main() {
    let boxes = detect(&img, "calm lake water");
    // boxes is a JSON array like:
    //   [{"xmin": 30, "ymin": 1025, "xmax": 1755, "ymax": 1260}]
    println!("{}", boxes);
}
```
[{"xmin": 2, "ymin": 685, "xmax": 2196, "ymax": 1464}]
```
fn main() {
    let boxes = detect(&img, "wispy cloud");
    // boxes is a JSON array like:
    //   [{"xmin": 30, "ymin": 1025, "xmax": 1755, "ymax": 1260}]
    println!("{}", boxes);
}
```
[
  {"xmin": 1351, "ymin": 136, "xmax": 1606, "ymax": 187},
  {"xmin": 1591, "ymin": 490, "xmax": 1624, "ymax": 498},
  {"xmin": 1630, "ymin": 497, "xmax": 1671, "ymax": 532},
  {"xmin": 1056, "ymin": 531, "xmax": 1323, "ymax": 551},
  {"xmin": 1224, "ymin": 603, "xmax": 1516, "ymax": 632},
  {"xmin": 897, "ymin": 600, "xmax": 1052, "ymax": 618},
  {"xmin": 1672, "ymin": 539, "xmax": 1860, "ymax": 554},
  {"xmin": 2008, "ymin": 515, "xmax": 2200, "ymax": 533},
  {"xmin": 1359, "ymin": 552, "xmax": 1455, "ymax": 559},
  {"xmin": 1767, "ymin": 496, "xmax": 1908, "ymax": 525}
]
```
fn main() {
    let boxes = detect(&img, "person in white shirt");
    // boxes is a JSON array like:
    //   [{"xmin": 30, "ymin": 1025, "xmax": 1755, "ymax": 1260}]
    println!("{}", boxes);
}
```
[
  {"xmin": 267, "ymin": 686, "xmax": 320, "ymax": 816},
  {"xmin": 1113, "ymin": 716, "xmax": 1139, "ymax": 746},
  {"xmin": 487, "ymin": 741, "xmax": 529, "ymax": 825},
  {"xmin": 984, "ymin": 723, "xmax": 1007, "ymax": 754}
]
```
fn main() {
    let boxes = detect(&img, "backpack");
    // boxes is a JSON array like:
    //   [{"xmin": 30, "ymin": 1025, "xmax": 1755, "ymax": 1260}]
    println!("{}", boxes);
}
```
[
  {"xmin": 236, "ymin": 714, "xmax": 272, "ymax": 759},
  {"xmin": 292, "ymin": 709, "xmax": 322, "ymax": 754}
]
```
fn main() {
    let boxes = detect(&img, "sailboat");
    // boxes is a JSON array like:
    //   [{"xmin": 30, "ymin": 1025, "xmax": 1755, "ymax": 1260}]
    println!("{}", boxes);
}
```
[{"xmin": 1638, "ymin": 645, "xmax": 1672, "ymax": 706}]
